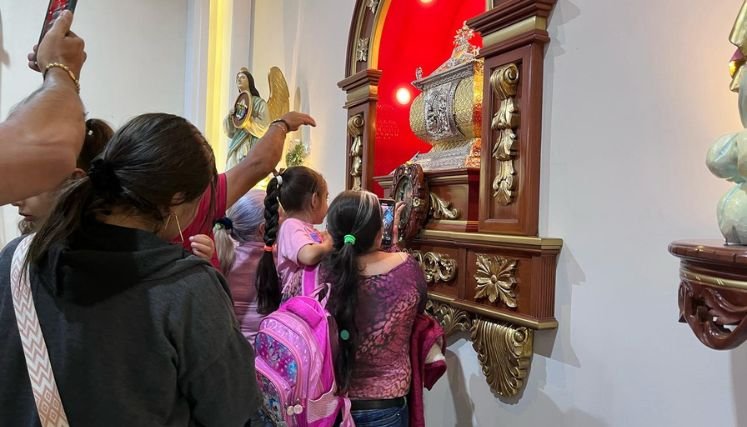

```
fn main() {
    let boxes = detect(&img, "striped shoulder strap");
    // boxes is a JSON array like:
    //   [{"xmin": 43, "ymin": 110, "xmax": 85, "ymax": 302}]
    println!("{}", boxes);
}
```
[{"xmin": 10, "ymin": 236, "xmax": 69, "ymax": 427}]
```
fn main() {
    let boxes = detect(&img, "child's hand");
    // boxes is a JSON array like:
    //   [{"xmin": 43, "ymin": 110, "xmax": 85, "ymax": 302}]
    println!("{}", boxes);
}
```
[
  {"xmin": 190, "ymin": 234, "xmax": 215, "ymax": 261},
  {"xmin": 320, "ymin": 231, "xmax": 334, "ymax": 253}
]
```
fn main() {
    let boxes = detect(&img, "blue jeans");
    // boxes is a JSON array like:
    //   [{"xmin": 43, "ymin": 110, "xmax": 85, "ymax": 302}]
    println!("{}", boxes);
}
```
[{"xmin": 351, "ymin": 401, "xmax": 409, "ymax": 427}]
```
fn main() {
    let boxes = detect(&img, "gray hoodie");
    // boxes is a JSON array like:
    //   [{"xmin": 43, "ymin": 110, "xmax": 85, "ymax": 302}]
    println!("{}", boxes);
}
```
[{"xmin": 0, "ymin": 221, "xmax": 261, "ymax": 426}]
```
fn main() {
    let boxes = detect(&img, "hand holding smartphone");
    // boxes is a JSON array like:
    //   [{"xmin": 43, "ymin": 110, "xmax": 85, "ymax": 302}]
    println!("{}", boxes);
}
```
[
  {"xmin": 379, "ymin": 198, "xmax": 396, "ymax": 248},
  {"xmin": 39, "ymin": 0, "xmax": 78, "ymax": 47}
]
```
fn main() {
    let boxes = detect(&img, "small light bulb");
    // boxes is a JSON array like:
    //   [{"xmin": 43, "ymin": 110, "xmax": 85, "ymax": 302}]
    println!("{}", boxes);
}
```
[{"xmin": 396, "ymin": 87, "xmax": 411, "ymax": 105}]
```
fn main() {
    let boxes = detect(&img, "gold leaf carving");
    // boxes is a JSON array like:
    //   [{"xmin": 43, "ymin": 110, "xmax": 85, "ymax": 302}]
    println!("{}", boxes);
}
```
[
  {"xmin": 412, "ymin": 250, "xmax": 457, "ymax": 284},
  {"xmin": 356, "ymin": 38, "xmax": 369, "ymax": 62},
  {"xmin": 429, "ymin": 193, "xmax": 460, "ymax": 220},
  {"xmin": 474, "ymin": 254, "xmax": 518, "ymax": 308},
  {"xmin": 347, "ymin": 114, "xmax": 365, "ymax": 190},
  {"xmin": 490, "ymin": 64, "xmax": 520, "ymax": 205},
  {"xmin": 368, "ymin": 0, "xmax": 380, "ymax": 14},
  {"xmin": 425, "ymin": 299, "xmax": 473, "ymax": 337},
  {"xmin": 471, "ymin": 318, "xmax": 533, "ymax": 397}
]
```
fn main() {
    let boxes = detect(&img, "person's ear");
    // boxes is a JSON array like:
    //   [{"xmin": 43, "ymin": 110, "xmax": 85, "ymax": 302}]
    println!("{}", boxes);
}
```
[
  {"xmin": 258, "ymin": 222, "xmax": 266, "ymax": 237},
  {"xmin": 71, "ymin": 168, "xmax": 85, "ymax": 179}
]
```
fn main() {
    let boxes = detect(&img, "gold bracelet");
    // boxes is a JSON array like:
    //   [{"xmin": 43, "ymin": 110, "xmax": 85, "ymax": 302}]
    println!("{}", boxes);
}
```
[{"xmin": 44, "ymin": 62, "xmax": 80, "ymax": 94}]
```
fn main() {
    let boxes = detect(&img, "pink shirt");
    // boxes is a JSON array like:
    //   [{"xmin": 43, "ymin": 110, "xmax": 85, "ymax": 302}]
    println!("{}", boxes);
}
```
[
  {"xmin": 226, "ymin": 241, "xmax": 265, "ymax": 344},
  {"xmin": 276, "ymin": 218, "xmax": 322, "ymax": 298},
  {"xmin": 175, "ymin": 173, "xmax": 228, "ymax": 270}
]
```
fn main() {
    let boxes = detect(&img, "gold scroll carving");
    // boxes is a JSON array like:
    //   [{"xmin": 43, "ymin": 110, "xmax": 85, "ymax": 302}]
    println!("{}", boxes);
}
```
[
  {"xmin": 429, "ymin": 193, "xmax": 460, "ymax": 220},
  {"xmin": 490, "ymin": 63, "xmax": 520, "ymax": 205},
  {"xmin": 474, "ymin": 254, "xmax": 518, "ymax": 308},
  {"xmin": 411, "ymin": 250, "xmax": 457, "ymax": 284},
  {"xmin": 471, "ymin": 318, "xmax": 533, "ymax": 397},
  {"xmin": 426, "ymin": 300, "xmax": 472, "ymax": 337},
  {"xmin": 425, "ymin": 299, "xmax": 535, "ymax": 398},
  {"xmin": 347, "ymin": 114, "xmax": 365, "ymax": 190}
]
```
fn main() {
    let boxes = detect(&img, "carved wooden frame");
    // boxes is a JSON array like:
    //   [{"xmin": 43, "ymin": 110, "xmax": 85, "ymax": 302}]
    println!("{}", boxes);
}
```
[
  {"xmin": 339, "ymin": 0, "xmax": 560, "ymax": 398},
  {"xmin": 391, "ymin": 163, "xmax": 430, "ymax": 242}
]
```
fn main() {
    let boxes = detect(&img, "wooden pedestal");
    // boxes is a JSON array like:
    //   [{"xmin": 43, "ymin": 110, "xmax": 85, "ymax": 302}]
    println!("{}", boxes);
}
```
[{"xmin": 670, "ymin": 240, "xmax": 747, "ymax": 350}]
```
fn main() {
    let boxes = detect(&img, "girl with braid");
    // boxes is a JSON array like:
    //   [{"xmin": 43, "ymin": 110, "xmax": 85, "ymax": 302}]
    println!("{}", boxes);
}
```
[
  {"xmin": 254, "ymin": 166, "xmax": 331, "ymax": 315},
  {"xmin": 321, "ymin": 190, "xmax": 427, "ymax": 427}
]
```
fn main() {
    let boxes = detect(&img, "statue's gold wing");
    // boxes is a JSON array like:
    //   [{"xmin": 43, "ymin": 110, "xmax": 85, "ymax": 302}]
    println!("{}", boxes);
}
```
[{"xmin": 267, "ymin": 67, "xmax": 290, "ymax": 121}]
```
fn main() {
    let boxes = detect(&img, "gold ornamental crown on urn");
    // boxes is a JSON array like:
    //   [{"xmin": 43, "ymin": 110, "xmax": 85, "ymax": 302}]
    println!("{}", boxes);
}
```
[{"xmin": 408, "ymin": 23, "xmax": 484, "ymax": 171}]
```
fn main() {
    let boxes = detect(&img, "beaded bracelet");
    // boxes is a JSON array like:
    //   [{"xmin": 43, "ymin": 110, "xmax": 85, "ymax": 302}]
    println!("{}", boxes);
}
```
[{"xmin": 44, "ymin": 63, "xmax": 80, "ymax": 94}]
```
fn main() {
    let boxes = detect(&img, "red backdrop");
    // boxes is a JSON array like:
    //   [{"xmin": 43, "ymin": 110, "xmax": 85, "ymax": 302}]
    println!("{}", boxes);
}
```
[{"xmin": 373, "ymin": 0, "xmax": 484, "ymax": 195}]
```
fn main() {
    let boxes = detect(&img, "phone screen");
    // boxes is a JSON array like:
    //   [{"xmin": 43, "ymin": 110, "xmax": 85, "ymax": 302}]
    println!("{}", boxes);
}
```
[
  {"xmin": 380, "ymin": 199, "xmax": 395, "ymax": 248},
  {"xmin": 39, "ymin": 0, "xmax": 78, "ymax": 46}
]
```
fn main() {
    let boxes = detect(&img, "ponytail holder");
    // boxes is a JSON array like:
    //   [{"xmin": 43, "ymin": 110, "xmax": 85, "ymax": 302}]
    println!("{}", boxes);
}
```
[
  {"xmin": 215, "ymin": 217, "xmax": 233, "ymax": 230},
  {"xmin": 340, "ymin": 329, "xmax": 350, "ymax": 341},
  {"xmin": 275, "ymin": 174, "xmax": 283, "ymax": 187},
  {"xmin": 343, "ymin": 234, "xmax": 356, "ymax": 245},
  {"xmin": 88, "ymin": 158, "xmax": 122, "ymax": 196},
  {"xmin": 263, "ymin": 245, "xmax": 274, "ymax": 253}
]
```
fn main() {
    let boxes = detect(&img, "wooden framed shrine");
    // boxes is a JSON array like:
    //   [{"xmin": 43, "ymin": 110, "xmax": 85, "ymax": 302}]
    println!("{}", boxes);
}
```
[{"xmin": 338, "ymin": 0, "xmax": 562, "ymax": 398}]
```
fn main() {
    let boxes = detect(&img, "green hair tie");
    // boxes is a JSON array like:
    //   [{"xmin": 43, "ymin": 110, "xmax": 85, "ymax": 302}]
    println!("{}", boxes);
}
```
[
  {"xmin": 340, "ymin": 329, "xmax": 351, "ymax": 341},
  {"xmin": 343, "ymin": 234, "xmax": 356, "ymax": 245}
]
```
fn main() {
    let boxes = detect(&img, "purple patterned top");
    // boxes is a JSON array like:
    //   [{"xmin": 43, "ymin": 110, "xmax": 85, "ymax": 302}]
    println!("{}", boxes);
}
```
[
  {"xmin": 329, "ymin": 256, "xmax": 427, "ymax": 399},
  {"xmin": 226, "ymin": 241, "xmax": 265, "ymax": 344}
]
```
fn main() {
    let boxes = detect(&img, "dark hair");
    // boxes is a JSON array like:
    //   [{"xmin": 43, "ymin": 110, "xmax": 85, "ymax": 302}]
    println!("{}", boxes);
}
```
[
  {"xmin": 16, "ymin": 118, "xmax": 113, "ymax": 236},
  {"xmin": 78, "ymin": 119, "xmax": 114, "ymax": 171},
  {"xmin": 255, "ymin": 166, "xmax": 326, "ymax": 314},
  {"xmin": 322, "ymin": 190, "xmax": 383, "ymax": 392},
  {"xmin": 238, "ymin": 70, "xmax": 261, "ymax": 98},
  {"xmin": 27, "ymin": 113, "xmax": 217, "ymax": 267}
]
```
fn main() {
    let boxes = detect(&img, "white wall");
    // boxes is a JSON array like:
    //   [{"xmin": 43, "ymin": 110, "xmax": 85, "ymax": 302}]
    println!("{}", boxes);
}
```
[
  {"xmin": 249, "ymin": 0, "xmax": 352, "ymax": 197},
  {"xmin": 251, "ymin": 1, "xmax": 747, "ymax": 426},
  {"xmin": 0, "ymin": 0, "xmax": 189, "ymax": 245}
]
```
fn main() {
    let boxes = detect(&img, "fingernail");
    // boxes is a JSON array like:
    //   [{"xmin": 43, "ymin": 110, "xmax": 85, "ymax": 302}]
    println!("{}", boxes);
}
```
[{"xmin": 189, "ymin": 236, "xmax": 195, "ymax": 241}]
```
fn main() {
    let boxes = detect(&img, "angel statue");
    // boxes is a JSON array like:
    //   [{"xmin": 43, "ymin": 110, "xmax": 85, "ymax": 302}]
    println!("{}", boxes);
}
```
[
  {"xmin": 225, "ymin": 66, "xmax": 290, "ymax": 169},
  {"xmin": 706, "ymin": 0, "xmax": 747, "ymax": 244}
]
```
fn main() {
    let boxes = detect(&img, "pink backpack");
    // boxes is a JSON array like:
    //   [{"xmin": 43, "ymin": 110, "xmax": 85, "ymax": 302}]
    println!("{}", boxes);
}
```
[{"xmin": 255, "ymin": 267, "xmax": 353, "ymax": 426}]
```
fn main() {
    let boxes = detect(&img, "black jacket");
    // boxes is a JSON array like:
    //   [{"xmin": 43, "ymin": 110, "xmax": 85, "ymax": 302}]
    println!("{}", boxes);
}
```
[{"xmin": 0, "ymin": 222, "xmax": 260, "ymax": 426}]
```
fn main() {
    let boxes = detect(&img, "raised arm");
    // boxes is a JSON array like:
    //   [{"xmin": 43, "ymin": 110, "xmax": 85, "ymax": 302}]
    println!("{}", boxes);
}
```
[
  {"xmin": 225, "ymin": 112, "xmax": 316, "ymax": 208},
  {"xmin": 0, "ymin": 11, "xmax": 86, "ymax": 205}
]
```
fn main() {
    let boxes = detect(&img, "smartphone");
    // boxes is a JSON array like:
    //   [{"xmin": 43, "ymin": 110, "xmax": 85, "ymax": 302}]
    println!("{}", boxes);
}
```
[
  {"xmin": 380, "ymin": 198, "xmax": 395, "ymax": 248},
  {"xmin": 39, "ymin": 0, "xmax": 78, "ymax": 46}
]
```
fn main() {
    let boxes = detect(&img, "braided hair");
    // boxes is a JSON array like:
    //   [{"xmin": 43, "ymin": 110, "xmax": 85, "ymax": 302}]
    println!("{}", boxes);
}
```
[
  {"xmin": 322, "ymin": 190, "xmax": 382, "ymax": 392},
  {"xmin": 255, "ymin": 166, "xmax": 326, "ymax": 314}
]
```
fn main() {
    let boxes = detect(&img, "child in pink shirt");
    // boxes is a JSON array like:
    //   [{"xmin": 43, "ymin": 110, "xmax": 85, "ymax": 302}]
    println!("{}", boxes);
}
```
[{"xmin": 254, "ymin": 166, "xmax": 331, "ymax": 315}]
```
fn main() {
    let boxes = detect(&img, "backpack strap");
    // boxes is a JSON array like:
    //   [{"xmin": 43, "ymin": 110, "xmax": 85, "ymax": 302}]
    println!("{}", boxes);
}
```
[
  {"xmin": 302, "ymin": 266, "xmax": 317, "ymax": 297},
  {"xmin": 10, "ymin": 236, "xmax": 69, "ymax": 427}
]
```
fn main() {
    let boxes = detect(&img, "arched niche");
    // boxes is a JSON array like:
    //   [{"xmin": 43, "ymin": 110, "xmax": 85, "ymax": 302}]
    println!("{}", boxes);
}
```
[{"xmin": 338, "ymin": 0, "xmax": 563, "ymax": 399}]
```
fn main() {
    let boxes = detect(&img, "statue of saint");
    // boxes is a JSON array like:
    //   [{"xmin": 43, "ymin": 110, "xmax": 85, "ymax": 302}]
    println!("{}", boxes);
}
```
[{"xmin": 225, "ymin": 67, "xmax": 289, "ymax": 169}]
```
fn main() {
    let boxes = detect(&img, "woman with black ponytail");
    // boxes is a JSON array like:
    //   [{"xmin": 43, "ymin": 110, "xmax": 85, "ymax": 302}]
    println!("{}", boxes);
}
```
[
  {"xmin": 254, "ymin": 165, "xmax": 331, "ymax": 314},
  {"xmin": 322, "ymin": 191, "xmax": 427, "ymax": 427},
  {"xmin": 0, "ymin": 113, "xmax": 262, "ymax": 426}
]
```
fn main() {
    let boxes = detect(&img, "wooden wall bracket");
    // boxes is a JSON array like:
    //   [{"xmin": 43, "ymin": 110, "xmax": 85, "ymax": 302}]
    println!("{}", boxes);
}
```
[{"xmin": 670, "ymin": 240, "xmax": 747, "ymax": 350}]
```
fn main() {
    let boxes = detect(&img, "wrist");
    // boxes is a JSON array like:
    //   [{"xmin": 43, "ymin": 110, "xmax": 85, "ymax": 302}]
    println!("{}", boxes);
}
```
[
  {"xmin": 44, "ymin": 64, "xmax": 80, "ymax": 94},
  {"xmin": 271, "ymin": 118, "xmax": 290, "ymax": 133}
]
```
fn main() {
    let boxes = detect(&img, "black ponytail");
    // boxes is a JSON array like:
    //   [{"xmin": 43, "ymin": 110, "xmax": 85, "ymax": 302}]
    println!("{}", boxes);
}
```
[
  {"xmin": 322, "ymin": 190, "xmax": 382, "ymax": 392},
  {"xmin": 25, "ymin": 113, "xmax": 216, "ymax": 271},
  {"xmin": 255, "ymin": 176, "xmax": 282, "ymax": 314}
]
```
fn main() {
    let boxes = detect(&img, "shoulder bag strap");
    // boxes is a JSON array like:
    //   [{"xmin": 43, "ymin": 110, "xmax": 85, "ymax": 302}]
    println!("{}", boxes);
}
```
[{"xmin": 10, "ymin": 236, "xmax": 69, "ymax": 427}]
